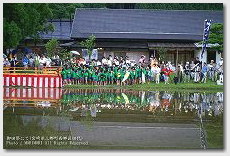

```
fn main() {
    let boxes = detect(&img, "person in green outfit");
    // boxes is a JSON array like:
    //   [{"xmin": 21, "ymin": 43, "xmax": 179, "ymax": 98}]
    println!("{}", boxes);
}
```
[
  {"xmin": 146, "ymin": 66, "xmax": 153, "ymax": 84},
  {"xmin": 84, "ymin": 67, "xmax": 89, "ymax": 84},
  {"xmin": 116, "ymin": 68, "xmax": 122, "ymax": 85},
  {"xmin": 108, "ymin": 68, "xmax": 114, "ymax": 85},
  {"xmin": 99, "ymin": 69, "xmax": 107, "ymax": 86},
  {"xmin": 66, "ymin": 68, "xmax": 73, "ymax": 85},
  {"xmin": 61, "ymin": 67, "xmax": 68, "ymax": 85},
  {"xmin": 129, "ymin": 67, "xmax": 135, "ymax": 85},
  {"xmin": 79, "ymin": 70, "xmax": 84, "ymax": 84},
  {"xmin": 71, "ymin": 68, "xmax": 78, "ymax": 85},
  {"xmin": 91, "ymin": 69, "xmax": 99, "ymax": 85},
  {"xmin": 135, "ymin": 66, "xmax": 142, "ymax": 84}
]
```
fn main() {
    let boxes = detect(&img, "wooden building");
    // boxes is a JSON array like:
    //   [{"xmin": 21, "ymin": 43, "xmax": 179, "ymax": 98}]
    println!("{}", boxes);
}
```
[{"xmin": 61, "ymin": 9, "xmax": 223, "ymax": 64}]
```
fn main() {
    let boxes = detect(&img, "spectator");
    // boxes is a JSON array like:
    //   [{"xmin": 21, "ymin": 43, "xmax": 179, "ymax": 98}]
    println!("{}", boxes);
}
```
[
  {"xmin": 139, "ymin": 55, "xmax": 146, "ymax": 66},
  {"xmin": 10, "ymin": 57, "xmax": 18, "ymax": 67},
  {"xmin": 29, "ymin": 56, "xmax": 34, "ymax": 67},
  {"xmin": 184, "ymin": 62, "xmax": 190, "ymax": 82},
  {"xmin": 96, "ymin": 59, "xmax": 102, "ymax": 66},
  {"xmin": 46, "ymin": 57, "xmax": 52, "ymax": 67},
  {"xmin": 101, "ymin": 57, "xmax": 108, "ymax": 66},
  {"xmin": 3, "ymin": 58, "xmax": 11, "ymax": 67},
  {"xmin": 22, "ymin": 55, "xmax": 29, "ymax": 67},
  {"xmin": 201, "ymin": 62, "xmax": 208, "ymax": 83}
]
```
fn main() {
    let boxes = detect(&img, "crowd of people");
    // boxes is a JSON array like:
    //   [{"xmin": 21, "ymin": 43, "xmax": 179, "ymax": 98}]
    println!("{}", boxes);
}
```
[
  {"xmin": 61, "ymin": 55, "xmax": 224, "ymax": 86},
  {"xmin": 3, "ymin": 53, "xmax": 61, "ymax": 68},
  {"xmin": 3, "ymin": 50, "xmax": 223, "ymax": 86}
]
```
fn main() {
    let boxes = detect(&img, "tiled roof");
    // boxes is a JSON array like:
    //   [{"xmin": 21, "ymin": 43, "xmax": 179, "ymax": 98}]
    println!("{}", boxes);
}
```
[
  {"xmin": 39, "ymin": 20, "xmax": 73, "ymax": 40},
  {"xmin": 71, "ymin": 9, "xmax": 223, "ymax": 41}
]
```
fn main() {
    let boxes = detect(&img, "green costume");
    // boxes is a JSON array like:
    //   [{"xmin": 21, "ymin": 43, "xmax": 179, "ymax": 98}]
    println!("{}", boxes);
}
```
[{"xmin": 61, "ymin": 69, "xmax": 67, "ymax": 79}]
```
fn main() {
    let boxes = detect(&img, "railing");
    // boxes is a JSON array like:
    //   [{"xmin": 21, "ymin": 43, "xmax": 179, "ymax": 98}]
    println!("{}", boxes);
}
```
[
  {"xmin": 4, "ymin": 99, "xmax": 61, "ymax": 108},
  {"xmin": 3, "ymin": 66, "xmax": 62, "ymax": 76}
]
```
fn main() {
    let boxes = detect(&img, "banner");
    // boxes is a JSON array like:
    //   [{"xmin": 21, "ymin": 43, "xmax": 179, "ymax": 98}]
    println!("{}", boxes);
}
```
[
  {"xmin": 82, "ymin": 49, "xmax": 89, "ymax": 60},
  {"xmin": 82, "ymin": 49, "xmax": 98, "ymax": 60},
  {"xmin": 201, "ymin": 19, "xmax": 212, "ymax": 59},
  {"xmin": 91, "ymin": 49, "xmax": 98, "ymax": 60}
]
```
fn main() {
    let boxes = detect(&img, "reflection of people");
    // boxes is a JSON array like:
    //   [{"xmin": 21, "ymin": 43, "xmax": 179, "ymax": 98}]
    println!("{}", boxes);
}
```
[
  {"xmin": 81, "ymin": 105, "xmax": 88, "ymax": 117},
  {"xmin": 90, "ymin": 104, "xmax": 97, "ymax": 117},
  {"xmin": 161, "ymin": 92, "xmax": 172, "ymax": 110},
  {"xmin": 148, "ymin": 92, "xmax": 160, "ymax": 113}
]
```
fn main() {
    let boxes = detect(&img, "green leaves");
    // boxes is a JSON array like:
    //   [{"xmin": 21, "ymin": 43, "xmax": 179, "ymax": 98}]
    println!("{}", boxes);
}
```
[
  {"xmin": 45, "ymin": 38, "xmax": 59, "ymax": 57},
  {"xmin": 3, "ymin": 3, "xmax": 53, "ymax": 49},
  {"xmin": 208, "ymin": 23, "xmax": 223, "ymax": 52},
  {"xmin": 80, "ymin": 35, "xmax": 96, "ymax": 58},
  {"xmin": 156, "ymin": 47, "xmax": 167, "ymax": 61},
  {"xmin": 3, "ymin": 20, "xmax": 22, "ymax": 48}
]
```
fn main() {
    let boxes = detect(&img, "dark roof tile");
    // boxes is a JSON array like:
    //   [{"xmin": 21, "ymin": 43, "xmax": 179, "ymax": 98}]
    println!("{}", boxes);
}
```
[{"xmin": 71, "ymin": 9, "xmax": 223, "ymax": 41}]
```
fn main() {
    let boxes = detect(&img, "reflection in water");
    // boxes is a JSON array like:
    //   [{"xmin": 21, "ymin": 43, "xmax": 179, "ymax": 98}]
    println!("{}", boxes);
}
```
[
  {"xmin": 59, "ymin": 89, "xmax": 223, "ymax": 119},
  {"xmin": 3, "ymin": 88, "xmax": 224, "ymax": 149},
  {"xmin": 3, "ymin": 88, "xmax": 223, "ymax": 119}
]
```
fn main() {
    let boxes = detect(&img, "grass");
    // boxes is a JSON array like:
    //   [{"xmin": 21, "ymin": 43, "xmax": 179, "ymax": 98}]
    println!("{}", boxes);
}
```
[
  {"xmin": 203, "ymin": 116, "xmax": 224, "ymax": 149},
  {"xmin": 63, "ymin": 80, "xmax": 223, "ymax": 93}
]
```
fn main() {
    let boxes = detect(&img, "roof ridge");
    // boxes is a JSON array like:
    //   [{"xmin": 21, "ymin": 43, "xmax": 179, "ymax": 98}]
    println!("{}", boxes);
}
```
[{"xmin": 75, "ymin": 8, "xmax": 223, "ymax": 12}]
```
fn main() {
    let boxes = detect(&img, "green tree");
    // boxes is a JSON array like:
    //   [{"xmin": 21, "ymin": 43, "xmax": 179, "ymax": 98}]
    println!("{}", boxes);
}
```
[
  {"xmin": 45, "ymin": 38, "xmax": 59, "ymax": 57},
  {"xmin": 3, "ymin": 3, "xmax": 53, "ymax": 50},
  {"xmin": 59, "ymin": 49, "xmax": 71, "ymax": 60},
  {"xmin": 157, "ymin": 47, "xmax": 167, "ymax": 61},
  {"xmin": 80, "ymin": 35, "xmax": 96, "ymax": 60},
  {"xmin": 3, "ymin": 20, "xmax": 22, "ymax": 49},
  {"xmin": 208, "ymin": 23, "xmax": 223, "ymax": 53}
]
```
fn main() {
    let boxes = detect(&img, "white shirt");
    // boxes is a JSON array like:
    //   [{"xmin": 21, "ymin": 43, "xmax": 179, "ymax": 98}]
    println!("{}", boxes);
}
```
[
  {"xmin": 114, "ymin": 60, "xmax": 119, "ymax": 66},
  {"xmin": 96, "ymin": 61, "xmax": 102, "ymax": 66},
  {"xmin": 46, "ymin": 58, "xmax": 52, "ymax": 67},
  {"xmin": 39, "ymin": 57, "xmax": 47, "ymax": 65},
  {"xmin": 107, "ymin": 59, "xmax": 112, "ymax": 66},
  {"xmin": 155, "ymin": 67, "xmax": 161, "ymax": 74},
  {"xmin": 102, "ymin": 58, "xmax": 108, "ymax": 65}
]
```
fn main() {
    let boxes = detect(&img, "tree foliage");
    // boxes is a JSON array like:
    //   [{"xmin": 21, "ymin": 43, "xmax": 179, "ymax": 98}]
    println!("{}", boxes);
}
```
[
  {"xmin": 208, "ymin": 23, "xmax": 223, "ymax": 53},
  {"xmin": 3, "ymin": 20, "xmax": 22, "ymax": 49},
  {"xmin": 157, "ymin": 47, "xmax": 167, "ymax": 61},
  {"xmin": 45, "ymin": 38, "xmax": 59, "ymax": 57},
  {"xmin": 80, "ymin": 35, "xmax": 96, "ymax": 59},
  {"xmin": 3, "ymin": 3, "xmax": 53, "ymax": 49}
]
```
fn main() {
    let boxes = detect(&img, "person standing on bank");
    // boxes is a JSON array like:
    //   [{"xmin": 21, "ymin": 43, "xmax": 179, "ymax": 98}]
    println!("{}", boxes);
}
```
[
  {"xmin": 184, "ymin": 62, "xmax": 191, "ymax": 83},
  {"xmin": 201, "ymin": 62, "xmax": 208, "ymax": 83}
]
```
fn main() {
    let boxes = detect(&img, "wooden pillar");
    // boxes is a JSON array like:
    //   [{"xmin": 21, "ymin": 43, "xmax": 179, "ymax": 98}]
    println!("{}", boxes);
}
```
[{"xmin": 176, "ymin": 48, "xmax": 179, "ymax": 67}]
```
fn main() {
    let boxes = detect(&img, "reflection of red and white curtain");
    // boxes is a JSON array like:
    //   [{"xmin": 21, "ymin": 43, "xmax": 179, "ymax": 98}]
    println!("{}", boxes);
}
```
[{"xmin": 4, "ymin": 87, "xmax": 62, "ymax": 100}]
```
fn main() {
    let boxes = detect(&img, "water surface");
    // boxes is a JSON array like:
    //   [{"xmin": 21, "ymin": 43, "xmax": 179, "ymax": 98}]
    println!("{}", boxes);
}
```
[{"xmin": 3, "ymin": 88, "xmax": 223, "ymax": 149}]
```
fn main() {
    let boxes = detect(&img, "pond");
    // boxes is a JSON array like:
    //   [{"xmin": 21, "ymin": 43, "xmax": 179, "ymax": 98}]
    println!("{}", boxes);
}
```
[{"xmin": 3, "ymin": 87, "xmax": 223, "ymax": 149}]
